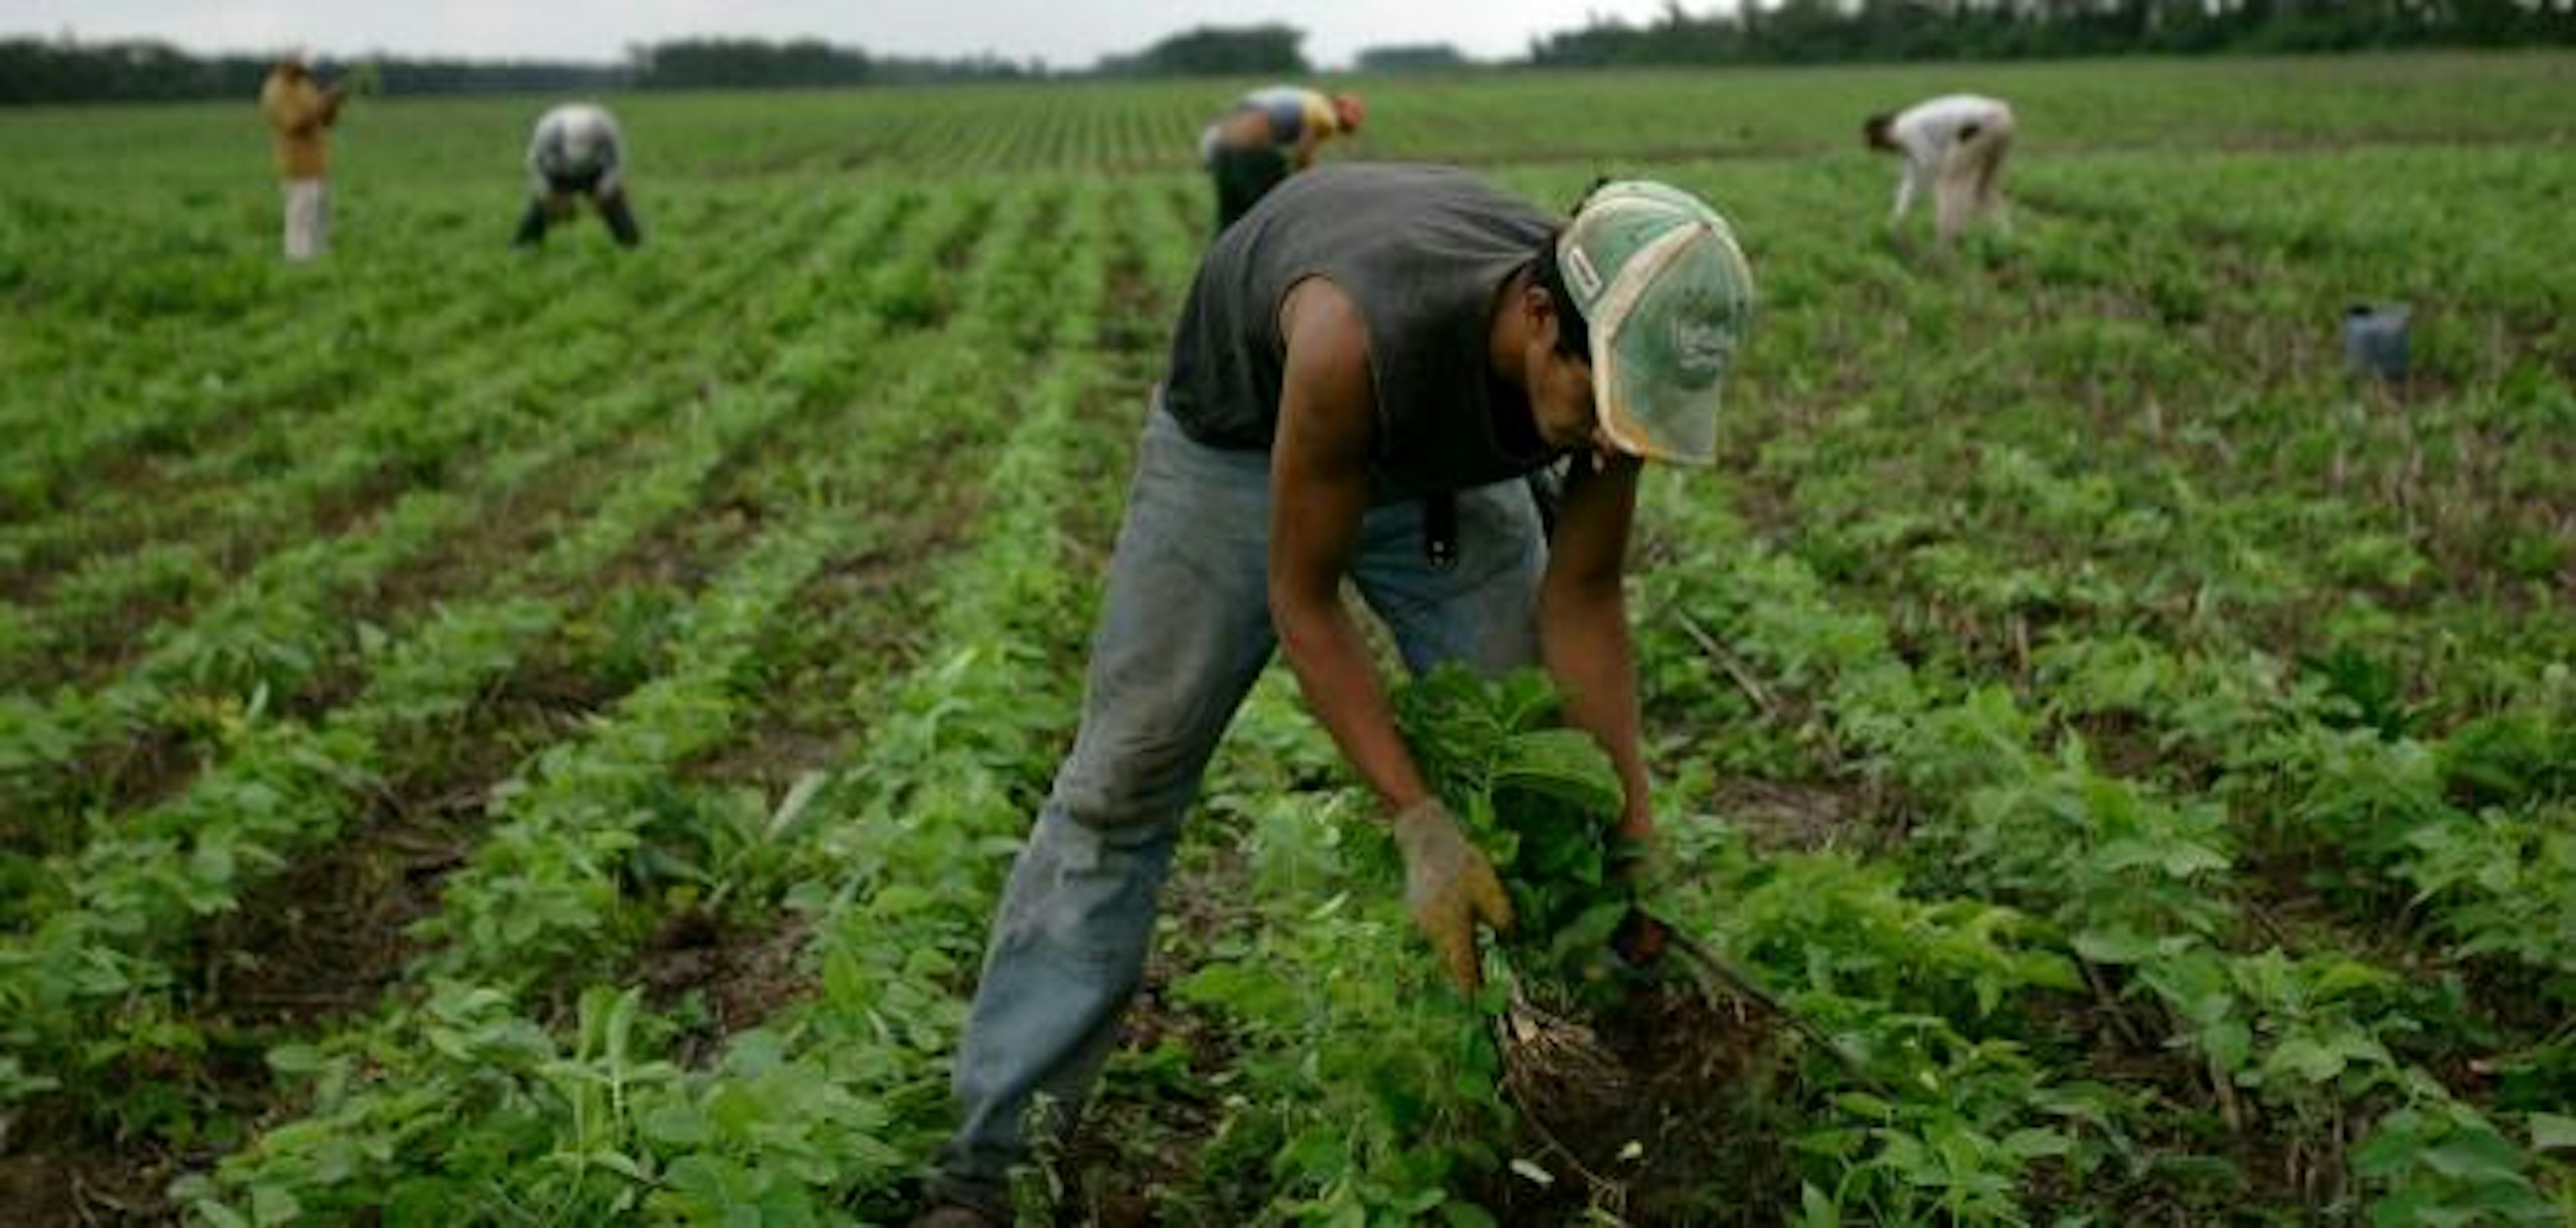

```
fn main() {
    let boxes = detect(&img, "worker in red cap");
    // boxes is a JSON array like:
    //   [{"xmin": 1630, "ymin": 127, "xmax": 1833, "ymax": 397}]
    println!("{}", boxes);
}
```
[{"xmin": 1198, "ymin": 85, "xmax": 1365, "ymax": 233}]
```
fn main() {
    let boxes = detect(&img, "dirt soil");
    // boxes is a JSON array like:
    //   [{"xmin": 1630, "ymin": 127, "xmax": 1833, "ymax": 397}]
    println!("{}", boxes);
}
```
[{"xmin": 1479, "ymin": 975, "xmax": 1800, "ymax": 1227}]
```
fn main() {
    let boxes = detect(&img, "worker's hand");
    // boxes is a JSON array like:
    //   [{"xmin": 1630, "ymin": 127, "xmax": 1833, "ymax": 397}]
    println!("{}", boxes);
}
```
[
  {"xmin": 1605, "ymin": 829, "xmax": 1672, "ymax": 968},
  {"xmin": 1611, "ymin": 907, "xmax": 1670, "ymax": 967},
  {"xmin": 1607, "ymin": 826, "xmax": 1661, "ymax": 881},
  {"xmin": 1391, "ymin": 798, "xmax": 1513, "ymax": 993}
]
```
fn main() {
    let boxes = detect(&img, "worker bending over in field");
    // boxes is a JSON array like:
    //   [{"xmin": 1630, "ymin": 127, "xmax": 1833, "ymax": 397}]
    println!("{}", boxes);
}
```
[
  {"xmin": 914, "ymin": 165, "xmax": 1755, "ymax": 1227},
  {"xmin": 513, "ymin": 103, "xmax": 641, "ymax": 249},
  {"xmin": 258, "ymin": 53, "xmax": 350, "ymax": 262},
  {"xmin": 1864, "ymin": 93, "xmax": 2016, "ymax": 250},
  {"xmin": 1199, "ymin": 84, "xmax": 1365, "ymax": 232}
]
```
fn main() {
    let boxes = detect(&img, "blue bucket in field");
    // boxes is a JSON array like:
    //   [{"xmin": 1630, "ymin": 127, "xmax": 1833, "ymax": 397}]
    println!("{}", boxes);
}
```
[{"xmin": 2342, "ymin": 302, "xmax": 2411, "ymax": 382}]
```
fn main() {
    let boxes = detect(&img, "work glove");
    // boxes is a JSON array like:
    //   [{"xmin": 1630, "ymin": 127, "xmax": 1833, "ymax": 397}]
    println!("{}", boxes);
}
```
[{"xmin": 1391, "ymin": 798, "xmax": 1514, "ymax": 993}]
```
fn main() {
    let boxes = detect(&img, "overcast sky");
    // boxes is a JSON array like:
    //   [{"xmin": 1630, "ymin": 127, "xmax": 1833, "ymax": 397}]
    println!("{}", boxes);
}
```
[{"xmin": 3, "ymin": 1, "xmax": 1692, "ymax": 69}]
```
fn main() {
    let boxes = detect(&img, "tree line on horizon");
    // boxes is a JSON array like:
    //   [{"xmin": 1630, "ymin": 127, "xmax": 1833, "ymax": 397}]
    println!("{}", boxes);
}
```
[
  {"xmin": 0, "ymin": 36, "xmax": 1034, "ymax": 105},
  {"xmin": 5, "ymin": 1, "xmax": 2573, "ymax": 105},
  {"xmin": 1528, "ymin": 0, "xmax": 2574, "ymax": 66}
]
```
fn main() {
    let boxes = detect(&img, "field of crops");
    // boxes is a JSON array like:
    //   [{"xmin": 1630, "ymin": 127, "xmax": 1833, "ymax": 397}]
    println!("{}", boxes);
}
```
[{"xmin": 1, "ymin": 50, "xmax": 2571, "ymax": 1225}]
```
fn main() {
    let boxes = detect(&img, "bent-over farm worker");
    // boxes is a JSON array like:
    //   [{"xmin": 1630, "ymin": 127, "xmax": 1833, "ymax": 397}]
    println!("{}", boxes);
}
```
[
  {"xmin": 1198, "ymin": 84, "xmax": 1365, "ymax": 232},
  {"xmin": 1864, "ymin": 93, "xmax": 2017, "ymax": 249},
  {"xmin": 258, "ymin": 54, "xmax": 349, "ymax": 262},
  {"xmin": 912, "ymin": 164, "xmax": 1756, "ymax": 1227},
  {"xmin": 514, "ymin": 103, "xmax": 641, "ymax": 249}
]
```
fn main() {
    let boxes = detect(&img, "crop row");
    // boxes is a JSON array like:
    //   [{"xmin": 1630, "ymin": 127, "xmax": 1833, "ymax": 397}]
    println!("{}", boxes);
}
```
[
  {"xmin": 0, "ymin": 186, "xmax": 1013, "ymax": 1131},
  {"xmin": 1631, "ymin": 476, "xmax": 2570, "ymax": 1221},
  {"xmin": 176, "ymin": 178, "xmax": 1120, "ymax": 1222},
  {"xmin": 0, "ymin": 188, "xmax": 856, "ymax": 693},
  {"xmin": 0, "ymin": 189, "xmax": 904, "ymax": 850}
]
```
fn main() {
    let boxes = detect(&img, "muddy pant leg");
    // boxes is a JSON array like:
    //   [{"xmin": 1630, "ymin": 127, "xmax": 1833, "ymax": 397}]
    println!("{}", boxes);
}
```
[
  {"xmin": 1934, "ymin": 146, "xmax": 1980, "ymax": 248},
  {"xmin": 931, "ymin": 406, "xmax": 1278, "ymax": 1212},
  {"xmin": 310, "ymin": 182, "xmax": 330, "ymax": 258},
  {"xmin": 283, "ymin": 179, "xmax": 327, "ymax": 261},
  {"xmin": 1974, "ymin": 122, "xmax": 2015, "ymax": 235},
  {"xmin": 513, "ymin": 197, "xmax": 551, "ymax": 247},
  {"xmin": 599, "ymin": 190, "xmax": 642, "ymax": 248},
  {"xmin": 929, "ymin": 812, "xmax": 1180, "ymax": 1216}
]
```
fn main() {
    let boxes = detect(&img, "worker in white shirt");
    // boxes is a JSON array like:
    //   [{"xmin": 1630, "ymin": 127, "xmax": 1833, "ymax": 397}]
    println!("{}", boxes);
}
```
[
  {"xmin": 1864, "ymin": 94, "xmax": 2016, "ymax": 250},
  {"xmin": 514, "ymin": 103, "xmax": 641, "ymax": 249}
]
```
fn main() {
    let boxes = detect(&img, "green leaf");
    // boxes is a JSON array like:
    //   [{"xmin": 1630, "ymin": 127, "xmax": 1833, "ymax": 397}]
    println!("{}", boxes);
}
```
[
  {"xmin": 588, "ymin": 1148, "xmax": 653, "ymax": 1182},
  {"xmin": 1833, "ymin": 1092, "xmax": 1894, "ymax": 1121},
  {"xmin": 193, "ymin": 1200, "xmax": 252, "ymax": 1228},
  {"xmin": 2527, "ymin": 1113, "xmax": 2576, "ymax": 1152},
  {"xmin": 250, "ymin": 1182, "xmax": 303, "ymax": 1224},
  {"xmin": 265, "ymin": 1043, "xmax": 327, "ymax": 1076},
  {"xmin": 1799, "ymin": 1182, "xmax": 1841, "ymax": 1228},
  {"xmin": 1440, "ymin": 1202, "xmax": 1501, "ymax": 1228},
  {"xmin": 2417, "ymin": 1130, "xmax": 2525, "ymax": 1180},
  {"xmin": 641, "ymin": 1102, "xmax": 714, "ymax": 1146},
  {"xmin": 2267, "ymin": 1037, "xmax": 2350, "ymax": 1084},
  {"xmin": 2071, "ymin": 927, "xmax": 2160, "ymax": 965},
  {"xmin": 2002, "ymin": 1128, "xmax": 2074, "ymax": 1160},
  {"xmin": 2306, "ymin": 958, "xmax": 2396, "ymax": 1001},
  {"xmin": 1494, "ymin": 729, "xmax": 1623, "ymax": 814},
  {"xmin": 1275, "ymin": 1125, "xmax": 1348, "ymax": 1184},
  {"xmin": 2350, "ymin": 1121, "xmax": 2422, "ymax": 1179}
]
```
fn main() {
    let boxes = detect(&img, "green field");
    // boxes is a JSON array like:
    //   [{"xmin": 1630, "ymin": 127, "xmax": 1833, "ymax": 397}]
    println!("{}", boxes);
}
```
[{"xmin": 1, "ymin": 52, "xmax": 2572, "ymax": 1225}]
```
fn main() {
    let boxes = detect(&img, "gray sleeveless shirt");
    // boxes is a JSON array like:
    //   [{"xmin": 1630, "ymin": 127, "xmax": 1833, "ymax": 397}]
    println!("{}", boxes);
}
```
[{"xmin": 1161, "ymin": 163, "xmax": 1559, "ymax": 497}]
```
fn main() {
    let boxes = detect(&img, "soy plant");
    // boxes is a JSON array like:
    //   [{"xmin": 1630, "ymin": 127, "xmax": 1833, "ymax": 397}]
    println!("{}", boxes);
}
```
[
  {"xmin": 1646, "ymin": 480, "xmax": 2531, "ymax": 1198},
  {"xmin": 2351, "ymin": 1091, "xmax": 2576, "ymax": 1228},
  {"xmin": 1170, "ymin": 831, "xmax": 1513, "ymax": 1227},
  {"xmin": 626, "ymin": 199, "xmax": 1131, "ymax": 1227},
  {"xmin": 1393, "ymin": 666, "xmax": 1638, "ymax": 990},
  {"xmin": 0, "ymin": 210, "xmax": 927, "ymax": 1131},
  {"xmin": 2247, "ymin": 697, "xmax": 2576, "ymax": 1005},
  {"xmin": 180, "ymin": 182, "xmax": 1088, "ymax": 1225},
  {"xmin": 1389, "ymin": 667, "xmax": 1819, "ymax": 1219},
  {"xmin": 176, "ymin": 476, "xmax": 885, "ymax": 1223},
  {"xmin": 1676, "ymin": 846, "xmax": 2106, "ymax": 1225},
  {"xmin": 1319, "ymin": 667, "xmax": 2092, "ymax": 1223},
  {"xmin": 1167, "ymin": 676, "xmax": 1518, "ymax": 1227}
]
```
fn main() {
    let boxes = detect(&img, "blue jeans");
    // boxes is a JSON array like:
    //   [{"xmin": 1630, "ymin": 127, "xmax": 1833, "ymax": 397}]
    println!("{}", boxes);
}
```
[{"xmin": 928, "ymin": 404, "xmax": 1544, "ymax": 1209}]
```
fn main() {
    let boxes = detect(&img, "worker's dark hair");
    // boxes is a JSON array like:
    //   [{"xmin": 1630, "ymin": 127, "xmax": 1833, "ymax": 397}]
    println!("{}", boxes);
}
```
[
  {"xmin": 1530, "ymin": 234, "xmax": 1590, "ymax": 362},
  {"xmin": 1862, "ymin": 113, "xmax": 1896, "ymax": 147},
  {"xmin": 1527, "ymin": 176, "xmax": 1613, "ymax": 362}
]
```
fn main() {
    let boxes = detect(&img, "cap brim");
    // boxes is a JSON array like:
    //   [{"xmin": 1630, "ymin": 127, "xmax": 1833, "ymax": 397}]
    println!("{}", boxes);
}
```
[
  {"xmin": 1596, "ymin": 333, "xmax": 1722, "ymax": 465},
  {"xmin": 1587, "ymin": 229, "xmax": 1731, "ymax": 466}
]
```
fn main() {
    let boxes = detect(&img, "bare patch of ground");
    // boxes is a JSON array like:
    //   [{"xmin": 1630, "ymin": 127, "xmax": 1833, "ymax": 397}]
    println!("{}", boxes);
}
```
[
  {"xmin": 1711, "ymin": 776, "xmax": 1880, "ymax": 854},
  {"xmin": 1476, "ymin": 976, "xmax": 1800, "ymax": 1227},
  {"xmin": 640, "ymin": 907, "xmax": 819, "ymax": 1068},
  {"xmin": 1043, "ymin": 846, "xmax": 1250, "ymax": 1227}
]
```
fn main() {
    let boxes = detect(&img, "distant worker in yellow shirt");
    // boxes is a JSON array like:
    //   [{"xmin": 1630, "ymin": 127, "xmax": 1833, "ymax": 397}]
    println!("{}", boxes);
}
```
[
  {"xmin": 257, "ymin": 53, "xmax": 350, "ymax": 262},
  {"xmin": 1198, "ymin": 84, "xmax": 1365, "ymax": 233}
]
